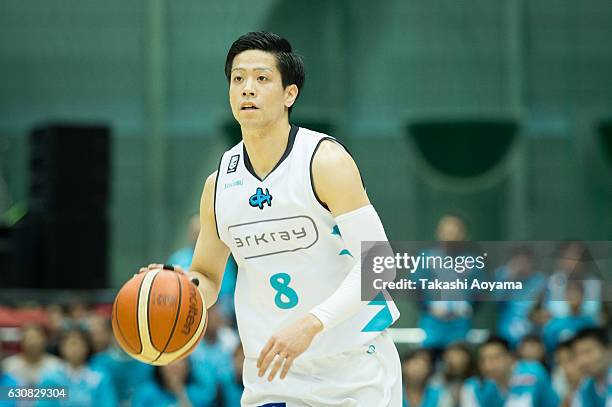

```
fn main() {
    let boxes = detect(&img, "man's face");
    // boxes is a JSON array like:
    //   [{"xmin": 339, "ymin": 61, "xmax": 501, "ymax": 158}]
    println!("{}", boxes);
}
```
[
  {"xmin": 573, "ymin": 338, "xmax": 609, "ymax": 377},
  {"xmin": 479, "ymin": 344, "xmax": 513, "ymax": 382},
  {"xmin": 402, "ymin": 353, "xmax": 431, "ymax": 386},
  {"xmin": 555, "ymin": 347, "xmax": 582, "ymax": 387},
  {"xmin": 518, "ymin": 340, "xmax": 545, "ymax": 363},
  {"xmin": 60, "ymin": 332, "xmax": 88, "ymax": 366},
  {"xmin": 436, "ymin": 216, "xmax": 467, "ymax": 242},
  {"xmin": 229, "ymin": 50, "xmax": 297, "ymax": 130},
  {"xmin": 21, "ymin": 327, "xmax": 46, "ymax": 356}
]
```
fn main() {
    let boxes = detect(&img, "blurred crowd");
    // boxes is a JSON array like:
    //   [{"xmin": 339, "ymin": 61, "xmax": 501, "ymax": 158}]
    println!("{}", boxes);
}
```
[
  {"xmin": 0, "ymin": 301, "xmax": 243, "ymax": 407},
  {"xmin": 0, "ymin": 214, "xmax": 610, "ymax": 406},
  {"xmin": 404, "ymin": 215, "xmax": 610, "ymax": 406}
]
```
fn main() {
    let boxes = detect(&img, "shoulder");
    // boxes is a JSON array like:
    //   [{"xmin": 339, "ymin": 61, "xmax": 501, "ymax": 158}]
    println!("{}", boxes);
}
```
[
  {"xmin": 201, "ymin": 171, "xmax": 218, "ymax": 203},
  {"xmin": 312, "ymin": 139, "xmax": 354, "ymax": 170}
]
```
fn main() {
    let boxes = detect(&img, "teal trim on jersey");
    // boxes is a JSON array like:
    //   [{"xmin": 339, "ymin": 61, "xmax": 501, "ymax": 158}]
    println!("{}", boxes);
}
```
[
  {"xmin": 361, "ymin": 292, "xmax": 393, "ymax": 332},
  {"xmin": 339, "ymin": 249, "xmax": 353, "ymax": 257},
  {"xmin": 331, "ymin": 225, "xmax": 341, "ymax": 236}
]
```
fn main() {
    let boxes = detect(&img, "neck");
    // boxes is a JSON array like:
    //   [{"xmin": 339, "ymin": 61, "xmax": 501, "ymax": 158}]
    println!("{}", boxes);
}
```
[
  {"xmin": 496, "ymin": 370, "xmax": 512, "ymax": 392},
  {"xmin": 406, "ymin": 382, "xmax": 425, "ymax": 392},
  {"xmin": 242, "ymin": 120, "xmax": 291, "ymax": 179},
  {"xmin": 594, "ymin": 369, "xmax": 607, "ymax": 385},
  {"xmin": 23, "ymin": 353, "xmax": 43, "ymax": 364}
]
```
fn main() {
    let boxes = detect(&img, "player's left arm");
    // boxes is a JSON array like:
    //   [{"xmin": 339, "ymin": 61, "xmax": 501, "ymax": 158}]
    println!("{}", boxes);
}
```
[{"xmin": 257, "ymin": 139, "xmax": 390, "ymax": 381}]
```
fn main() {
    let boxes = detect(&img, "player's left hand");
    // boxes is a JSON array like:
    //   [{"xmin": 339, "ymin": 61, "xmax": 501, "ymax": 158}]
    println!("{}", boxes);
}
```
[{"xmin": 257, "ymin": 313, "xmax": 323, "ymax": 381}]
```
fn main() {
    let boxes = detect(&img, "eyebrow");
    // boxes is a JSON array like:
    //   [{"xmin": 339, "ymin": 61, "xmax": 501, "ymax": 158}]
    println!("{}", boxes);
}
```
[{"xmin": 231, "ymin": 67, "xmax": 273, "ymax": 73}]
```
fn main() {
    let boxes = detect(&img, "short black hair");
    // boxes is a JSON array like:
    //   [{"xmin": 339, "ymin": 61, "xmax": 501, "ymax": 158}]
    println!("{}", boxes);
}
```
[
  {"xmin": 481, "ymin": 336, "xmax": 511, "ymax": 353},
  {"xmin": 401, "ymin": 348, "xmax": 432, "ymax": 364},
  {"xmin": 225, "ymin": 31, "xmax": 305, "ymax": 115},
  {"xmin": 572, "ymin": 327, "xmax": 609, "ymax": 347},
  {"xmin": 520, "ymin": 334, "xmax": 544, "ymax": 345},
  {"xmin": 58, "ymin": 326, "xmax": 94, "ymax": 362},
  {"xmin": 555, "ymin": 338, "xmax": 574, "ymax": 353}
]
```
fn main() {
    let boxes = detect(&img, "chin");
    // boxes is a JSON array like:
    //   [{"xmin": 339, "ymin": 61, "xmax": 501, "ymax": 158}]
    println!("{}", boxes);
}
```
[{"xmin": 238, "ymin": 118, "xmax": 268, "ymax": 129}]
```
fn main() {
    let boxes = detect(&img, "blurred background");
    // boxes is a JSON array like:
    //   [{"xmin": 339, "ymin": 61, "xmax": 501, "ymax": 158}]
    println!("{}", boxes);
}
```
[{"xmin": 0, "ymin": 1, "xmax": 611, "ymax": 406}]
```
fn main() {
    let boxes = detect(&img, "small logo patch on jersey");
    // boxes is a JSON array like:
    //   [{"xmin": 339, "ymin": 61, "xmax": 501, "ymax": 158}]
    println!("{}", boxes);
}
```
[
  {"xmin": 227, "ymin": 154, "xmax": 240, "ymax": 173},
  {"xmin": 249, "ymin": 187, "xmax": 273, "ymax": 210},
  {"xmin": 224, "ymin": 179, "xmax": 243, "ymax": 189}
]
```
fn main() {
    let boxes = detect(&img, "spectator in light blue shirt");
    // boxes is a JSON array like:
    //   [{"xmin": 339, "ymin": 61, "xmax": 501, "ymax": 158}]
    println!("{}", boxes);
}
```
[
  {"xmin": 545, "ymin": 241, "xmax": 602, "ymax": 320},
  {"xmin": 417, "ymin": 215, "xmax": 478, "ymax": 353},
  {"xmin": 37, "ymin": 327, "xmax": 117, "ymax": 407},
  {"xmin": 217, "ymin": 343, "xmax": 245, "ymax": 406},
  {"xmin": 87, "ymin": 315, "xmax": 153, "ymax": 404},
  {"xmin": 168, "ymin": 214, "xmax": 237, "ymax": 320},
  {"xmin": 132, "ymin": 357, "xmax": 215, "ymax": 407},
  {"xmin": 495, "ymin": 246, "xmax": 546, "ymax": 349},
  {"xmin": 542, "ymin": 281, "xmax": 596, "ymax": 355},
  {"xmin": 571, "ymin": 327, "xmax": 611, "ymax": 407},
  {"xmin": 402, "ymin": 348, "xmax": 452, "ymax": 407},
  {"xmin": 478, "ymin": 336, "xmax": 558, "ymax": 407},
  {"xmin": 0, "ymin": 347, "xmax": 21, "ymax": 407}
]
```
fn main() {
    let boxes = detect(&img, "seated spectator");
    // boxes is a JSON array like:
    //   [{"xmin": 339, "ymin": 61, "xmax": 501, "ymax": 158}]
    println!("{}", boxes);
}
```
[
  {"xmin": 38, "ymin": 327, "xmax": 117, "ymax": 406},
  {"xmin": 65, "ymin": 299, "xmax": 91, "ymax": 331},
  {"xmin": 189, "ymin": 304, "xmax": 239, "ymax": 402},
  {"xmin": 168, "ymin": 214, "xmax": 237, "ymax": 321},
  {"xmin": 476, "ymin": 336, "xmax": 558, "ymax": 406},
  {"xmin": 217, "ymin": 343, "xmax": 245, "ymax": 406},
  {"xmin": 571, "ymin": 328, "xmax": 611, "ymax": 407},
  {"xmin": 89, "ymin": 324, "xmax": 153, "ymax": 405},
  {"xmin": 551, "ymin": 340, "xmax": 582, "ymax": 407},
  {"xmin": 132, "ymin": 358, "xmax": 215, "ymax": 407},
  {"xmin": 417, "ymin": 215, "xmax": 477, "ymax": 354},
  {"xmin": 542, "ymin": 281, "xmax": 596, "ymax": 355},
  {"xmin": 0, "ymin": 346, "xmax": 21, "ymax": 407},
  {"xmin": 402, "ymin": 348, "xmax": 451, "ymax": 407},
  {"xmin": 433, "ymin": 342, "xmax": 476, "ymax": 406},
  {"xmin": 545, "ymin": 241, "xmax": 601, "ymax": 319},
  {"xmin": 518, "ymin": 335, "xmax": 548, "ymax": 370},
  {"xmin": 1, "ymin": 323, "xmax": 61, "ymax": 385},
  {"xmin": 45, "ymin": 304, "xmax": 67, "ymax": 355},
  {"xmin": 87, "ymin": 315, "xmax": 112, "ymax": 355},
  {"xmin": 167, "ymin": 214, "xmax": 201, "ymax": 269},
  {"xmin": 495, "ymin": 246, "xmax": 546, "ymax": 348}
]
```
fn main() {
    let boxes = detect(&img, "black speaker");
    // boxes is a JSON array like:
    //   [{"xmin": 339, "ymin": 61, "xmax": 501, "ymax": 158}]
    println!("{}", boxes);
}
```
[
  {"xmin": 0, "ymin": 224, "xmax": 17, "ymax": 287},
  {"xmin": 30, "ymin": 124, "xmax": 110, "ymax": 214},
  {"xmin": 22, "ymin": 123, "xmax": 111, "ymax": 289}
]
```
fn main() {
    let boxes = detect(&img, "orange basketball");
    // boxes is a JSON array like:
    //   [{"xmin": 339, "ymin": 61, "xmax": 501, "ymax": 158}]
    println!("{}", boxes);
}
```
[{"xmin": 111, "ymin": 268, "xmax": 207, "ymax": 365}]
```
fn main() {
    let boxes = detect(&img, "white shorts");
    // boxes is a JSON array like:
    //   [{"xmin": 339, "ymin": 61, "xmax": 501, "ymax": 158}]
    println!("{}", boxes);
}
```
[{"xmin": 241, "ymin": 330, "xmax": 403, "ymax": 407}]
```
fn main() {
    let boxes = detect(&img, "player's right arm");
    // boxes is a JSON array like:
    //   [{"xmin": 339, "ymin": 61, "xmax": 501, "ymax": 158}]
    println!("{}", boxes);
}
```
[{"xmin": 188, "ymin": 171, "xmax": 231, "ymax": 309}]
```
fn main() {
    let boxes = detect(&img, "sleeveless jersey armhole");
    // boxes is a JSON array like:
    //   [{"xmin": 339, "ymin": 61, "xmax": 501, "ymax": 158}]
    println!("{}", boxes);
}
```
[
  {"xmin": 309, "ymin": 137, "xmax": 366, "ymax": 213},
  {"xmin": 213, "ymin": 154, "xmax": 223, "ymax": 239}
]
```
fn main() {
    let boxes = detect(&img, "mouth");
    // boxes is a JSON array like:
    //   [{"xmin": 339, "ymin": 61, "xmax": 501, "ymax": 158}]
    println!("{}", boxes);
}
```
[{"xmin": 240, "ymin": 104, "xmax": 259, "ymax": 111}]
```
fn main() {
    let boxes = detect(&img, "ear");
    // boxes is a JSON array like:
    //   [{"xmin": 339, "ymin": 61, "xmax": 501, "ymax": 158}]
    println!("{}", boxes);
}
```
[{"xmin": 284, "ymin": 84, "xmax": 299, "ymax": 108}]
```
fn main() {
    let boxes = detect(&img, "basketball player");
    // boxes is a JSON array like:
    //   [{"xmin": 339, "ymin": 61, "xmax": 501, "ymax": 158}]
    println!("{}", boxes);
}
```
[{"xmin": 144, "ymin": 31, "xmax": 402, "ymax": 406}]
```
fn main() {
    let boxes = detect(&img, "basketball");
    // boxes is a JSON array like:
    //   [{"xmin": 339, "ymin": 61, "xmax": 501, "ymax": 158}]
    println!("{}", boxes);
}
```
[{"xmin": 111, "ymin": 268, "xmax": 207, "ymax": 365}]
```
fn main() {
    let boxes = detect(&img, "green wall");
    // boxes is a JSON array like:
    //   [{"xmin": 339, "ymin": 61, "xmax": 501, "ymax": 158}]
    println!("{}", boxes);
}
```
[{"xmin": 1, "ymin": 0, "xmax": 611, "ymax": 299}]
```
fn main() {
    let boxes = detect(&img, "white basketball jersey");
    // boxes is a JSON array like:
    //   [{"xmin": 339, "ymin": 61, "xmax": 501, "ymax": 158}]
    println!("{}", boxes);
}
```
[{"xmin": 214, "ymin": 125, "xmax": 400, "ymax": 360}]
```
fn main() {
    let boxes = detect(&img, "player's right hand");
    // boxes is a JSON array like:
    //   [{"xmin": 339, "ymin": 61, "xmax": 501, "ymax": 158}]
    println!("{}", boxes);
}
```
[{"xmin": 137, "ymin": 263, "xmax": 185, "ymax": 274}]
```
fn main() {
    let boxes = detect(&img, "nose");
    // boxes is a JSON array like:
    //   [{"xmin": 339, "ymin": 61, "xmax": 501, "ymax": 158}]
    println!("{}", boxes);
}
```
[{"xmin": 242, "ymin": 77, "xmax": 256, "ymax": 97}]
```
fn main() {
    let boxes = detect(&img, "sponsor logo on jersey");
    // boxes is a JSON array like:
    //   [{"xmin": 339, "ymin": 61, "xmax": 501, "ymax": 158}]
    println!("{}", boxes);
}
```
[
  {"xmin": 224, "ymin": 179, "xmax": 243, "ymax": 189},
  {"xmin": 249, "ymin": 187, "xmax": 273, "ymax": 209},
  {"xmin": 228, "ymin": 215, "xmax": 318, "ymax": 259},
  {"xmin": 227, "ymin": 154, "xmax": 240, "ymax": 173}
]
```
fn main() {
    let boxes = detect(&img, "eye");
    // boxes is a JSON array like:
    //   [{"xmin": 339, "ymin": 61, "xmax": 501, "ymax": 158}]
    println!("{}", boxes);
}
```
[
  {"xmin": 258, "ymin": 75, "xmax": 268, "ymax": 81},
  {"xmin": 233, "ymin": 76, "xmax": 243, "ymax": 83}
]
